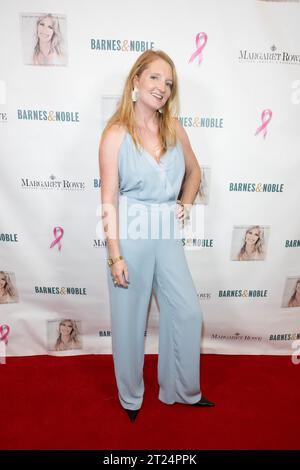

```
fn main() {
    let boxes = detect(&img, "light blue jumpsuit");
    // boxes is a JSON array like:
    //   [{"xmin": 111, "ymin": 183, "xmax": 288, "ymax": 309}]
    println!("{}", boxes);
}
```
[{"xmin": 106, "ymin": 131, "xmax": 203, "ymax": 410}]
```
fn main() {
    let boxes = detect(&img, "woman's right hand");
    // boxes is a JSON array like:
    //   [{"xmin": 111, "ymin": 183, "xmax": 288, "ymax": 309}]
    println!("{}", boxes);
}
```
[{"xmin": 110, "ymin": 259, "xmax": 130, "ymax": 288}]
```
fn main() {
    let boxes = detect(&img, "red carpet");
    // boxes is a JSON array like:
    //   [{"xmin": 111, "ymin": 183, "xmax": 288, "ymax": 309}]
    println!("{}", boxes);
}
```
[{"xmin": 0, "ymin": 354, "xmax": 299, "ymax": 450}]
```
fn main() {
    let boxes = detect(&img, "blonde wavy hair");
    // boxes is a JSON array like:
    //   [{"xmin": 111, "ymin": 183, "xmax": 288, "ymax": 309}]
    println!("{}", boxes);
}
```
[{"xmin": 102, "ymin": 49, "xmax": 180, "ymax": 157}]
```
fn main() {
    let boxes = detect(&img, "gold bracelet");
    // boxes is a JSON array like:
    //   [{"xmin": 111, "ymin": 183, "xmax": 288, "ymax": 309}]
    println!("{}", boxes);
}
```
[{"xmin": 107, "ymin": 255, "xmax": 123, "ymax": 267}]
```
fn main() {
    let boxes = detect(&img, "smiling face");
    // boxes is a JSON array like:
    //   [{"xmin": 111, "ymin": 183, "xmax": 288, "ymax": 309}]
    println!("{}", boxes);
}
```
[
  {"xmin": 0, "ymin": 274, "xmax": 6, "ymax": 289},
  {"xmin": 37, "ymin": 16, "xmax": 55, "ymax": 43},
  {"xmin": 245, "ymin": 228, "xmax": 260, "ymax": 245},
  {"xmin": 59, "ymin": 321, "xmax": 73, "ymax": 336},
  {"xmin": 133, "ymin": 58, "xmax": 173, "ymax": 112}
]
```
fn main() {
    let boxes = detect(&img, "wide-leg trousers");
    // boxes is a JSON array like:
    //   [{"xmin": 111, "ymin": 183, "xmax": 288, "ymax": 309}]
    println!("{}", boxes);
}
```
[{"xmin": 106, "ymin": 203, "xmax": 203, "ymax": 410}]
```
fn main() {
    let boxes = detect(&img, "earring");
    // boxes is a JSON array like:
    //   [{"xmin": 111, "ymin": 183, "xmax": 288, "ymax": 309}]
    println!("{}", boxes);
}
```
[
  {"xmin": 131, "ymin": 86, "xmax": 139, "ymax": 102},
  {"xmin": 158, "ymin": 107, "xmax": 164, "ymax": 114}
]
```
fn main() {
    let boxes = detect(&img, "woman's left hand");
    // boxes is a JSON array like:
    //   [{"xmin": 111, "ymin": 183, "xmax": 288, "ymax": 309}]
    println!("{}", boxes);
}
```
[{"xmin": 176, "ymin": 199, "xmax": 191, "ymax": 226}]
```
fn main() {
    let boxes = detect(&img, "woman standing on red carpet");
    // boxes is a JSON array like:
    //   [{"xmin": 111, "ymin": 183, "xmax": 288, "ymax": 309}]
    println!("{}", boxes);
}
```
[{"xmin": 99, "ymin": 49, "xmax": 215, "ymax": 422}]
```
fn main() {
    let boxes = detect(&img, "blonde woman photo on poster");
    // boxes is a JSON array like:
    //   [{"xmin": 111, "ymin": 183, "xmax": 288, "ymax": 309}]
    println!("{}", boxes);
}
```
[
  {"xmin": 32, "ymin": 13, "xmax": 66, "ymax": 65},
  {"xmin": 288, "ymin": 279, "xmax": 300, "ymax": 308},
  {"xmin": 54, "ymin": 319, "xmax": 82, "ymax": 351},
  {"xmin": 20, "ymin": 12, "xmax": 67, "ymax": 66},
  {"xmin": 0, "ymin": 271, "xmax": 19, "ymax": 304},
  {"xmin": 236, "ymin": 225, "xmax": 266, "ymax": 261}
]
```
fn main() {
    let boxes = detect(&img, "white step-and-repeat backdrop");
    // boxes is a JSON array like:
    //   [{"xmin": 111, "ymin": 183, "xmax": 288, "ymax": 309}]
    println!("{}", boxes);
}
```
[{"xmin": 0, "ymin": 0, "xmax": 299, "ymax": 358}]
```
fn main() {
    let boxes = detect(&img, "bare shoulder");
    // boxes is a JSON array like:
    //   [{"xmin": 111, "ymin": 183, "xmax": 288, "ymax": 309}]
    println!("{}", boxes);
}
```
[
  {"xmin": 99, "ymin": 124, "xmax": 127, "ymax": 169},
  {"xmin": 100, "ymin": 124, "xmax": 127, "ymax": 154}
]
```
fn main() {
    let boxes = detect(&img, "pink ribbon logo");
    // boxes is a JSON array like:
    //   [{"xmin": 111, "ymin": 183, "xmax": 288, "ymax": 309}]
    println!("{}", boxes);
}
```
[
  {"xmin": 50, "ymin": 226, "xmax": 64, "ymax": 251},
  {"xmin": 189, "ymin": 32, "xmax": 208, "ymax": 65},
  {"xmin": 0, "ymin": 324, "xmax": 10, "ymax": 344},
  {"xmin": 254, "ymin": 109, "xmax": 273, "ymax": 139}
]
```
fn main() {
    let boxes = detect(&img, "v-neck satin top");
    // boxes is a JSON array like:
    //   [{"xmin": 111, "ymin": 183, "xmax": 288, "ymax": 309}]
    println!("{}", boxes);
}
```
[{"xmin": 118, "ymin": 131, "xmax": 185, "ymax": 206}]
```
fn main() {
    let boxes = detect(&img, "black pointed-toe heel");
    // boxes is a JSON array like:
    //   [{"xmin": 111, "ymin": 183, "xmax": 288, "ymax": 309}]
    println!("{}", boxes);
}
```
[
  {"xmin": 191, "ymin": 396, "xmax": 215, "ymax": 407},
  {"xmin": 124, "ymin": 408, "xmax": 140, "ymax": 422}
]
